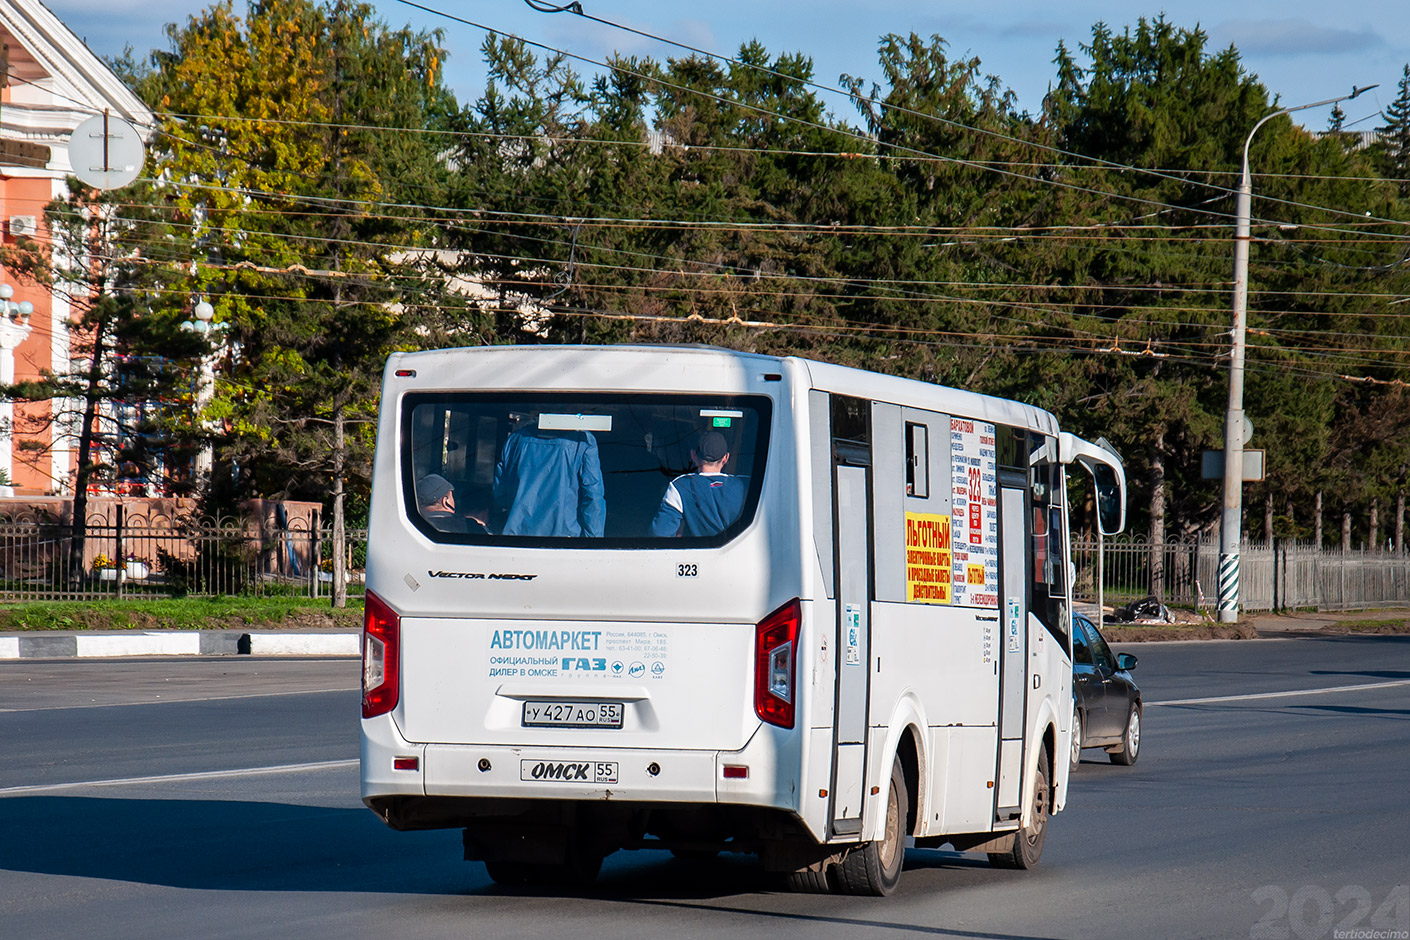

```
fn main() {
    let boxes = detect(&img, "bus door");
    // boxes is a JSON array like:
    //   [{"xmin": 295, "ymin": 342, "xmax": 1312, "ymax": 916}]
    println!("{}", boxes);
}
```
[
  {"xmin": 996, "ymin": 474, "xmax": 1029, "ymax": 821},
  {"xmin": 830, "ymin": 396, "xmax": 872, "ymax": 836}
]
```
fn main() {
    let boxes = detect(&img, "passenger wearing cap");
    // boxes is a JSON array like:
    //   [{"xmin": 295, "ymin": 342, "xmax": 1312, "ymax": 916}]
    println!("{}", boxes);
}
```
[
  {"xmin": 649, "ymin": 430, "xmax": 748, "ymax": 538},
  {"xmin": 416, "ymin": 473, "xmax": 467, "ymax": 533}
]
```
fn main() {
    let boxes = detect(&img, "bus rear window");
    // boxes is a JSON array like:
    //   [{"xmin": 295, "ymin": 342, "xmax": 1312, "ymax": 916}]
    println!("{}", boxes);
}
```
[{"xmin": 401, "ymin": 393, "xmax": 771, "ymax": 547}]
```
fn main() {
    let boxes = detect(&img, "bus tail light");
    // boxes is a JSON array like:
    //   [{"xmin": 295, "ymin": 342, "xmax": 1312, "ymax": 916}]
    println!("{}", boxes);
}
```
[
  {"xmin": 362, "ymin": 591, "xmax": 400, "ymax": 719},
  {"xmin": 754, "ymin": 598, "xmax": 800, "ymax": 728}
]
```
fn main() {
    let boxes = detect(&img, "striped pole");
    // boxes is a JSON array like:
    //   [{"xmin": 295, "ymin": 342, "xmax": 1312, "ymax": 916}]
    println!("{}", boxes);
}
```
[{"xmin": 1218, "ymin": 552, "xmax": 1240, "ymax": 619}]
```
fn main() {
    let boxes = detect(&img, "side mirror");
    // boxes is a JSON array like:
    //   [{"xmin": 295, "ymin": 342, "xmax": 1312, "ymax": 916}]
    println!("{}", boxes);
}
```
[
  {"xmin": 1091, "ymin": 463, "xmax": 1124, "ymax": 536},
  {"xmin": 1059, "ymin": 432, "xmax": 1127, "ymax": 535},
  {"xmin": 1116, "ymin": 652, "xmax": 1138, "ymax": 672}
]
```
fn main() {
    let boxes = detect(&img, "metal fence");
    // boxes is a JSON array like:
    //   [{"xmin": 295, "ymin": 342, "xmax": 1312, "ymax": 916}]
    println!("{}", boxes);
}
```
[
  {"xmin": 1072, "ymin": 535, "xmax": 1410, "ymax": 613},
  {"xmin": 0, "ymin": 506, "xmax": 366, "ymax": 601},
  {"xmin": 6, "ymin": 511, "xmax": 1405, "ymax": 612}
]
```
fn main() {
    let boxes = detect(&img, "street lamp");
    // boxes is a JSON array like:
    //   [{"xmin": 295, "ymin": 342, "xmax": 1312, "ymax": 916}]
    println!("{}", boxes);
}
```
[
  {"xmin": 1218, "ymin": 84, "xmax": 1377, "ymax": 623},
  {"xmin": 0, "ymin": 282, "xmax": 34, "ymax": 322},
  {"xmin": 178, "ymin": 298, "xmax": 224, "ymax": 492},
  {"xmin": 181, "ymin": 298, "xmax": 216, "ymax": 334}
]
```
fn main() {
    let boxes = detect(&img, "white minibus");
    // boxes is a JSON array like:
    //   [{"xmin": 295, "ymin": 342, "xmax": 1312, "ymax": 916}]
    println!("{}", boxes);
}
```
[{"xmin": 360, "ymin": 344, "xmax": 1125, "ymax": 895}]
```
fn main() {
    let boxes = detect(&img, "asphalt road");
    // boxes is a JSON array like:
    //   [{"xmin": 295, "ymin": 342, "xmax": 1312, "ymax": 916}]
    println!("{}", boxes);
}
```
[{"xmin": 2, "ymin": 637, "xmax": 1408, "ymax": 940}]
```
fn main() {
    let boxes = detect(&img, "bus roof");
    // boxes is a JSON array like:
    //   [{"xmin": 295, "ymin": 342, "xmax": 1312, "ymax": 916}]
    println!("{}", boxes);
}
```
[{"xmin": 386, "ymin": 344, "xmax": 1060, "ymax": 436}]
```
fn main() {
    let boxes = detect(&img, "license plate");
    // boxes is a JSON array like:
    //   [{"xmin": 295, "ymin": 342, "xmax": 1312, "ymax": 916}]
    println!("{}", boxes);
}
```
[
  {"xmin": 522, "ymin": 700, "xmax": 624, "ymax": 729},
  {"xmin": 520, "ymin": 759, "xmax": 618, "ymax": 784}
]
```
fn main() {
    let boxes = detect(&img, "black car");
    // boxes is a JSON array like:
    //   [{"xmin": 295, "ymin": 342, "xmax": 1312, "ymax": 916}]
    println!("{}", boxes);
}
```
[{"xmin": 1071, "ymin": 612, "xmax": 1142, "ymax": 770}]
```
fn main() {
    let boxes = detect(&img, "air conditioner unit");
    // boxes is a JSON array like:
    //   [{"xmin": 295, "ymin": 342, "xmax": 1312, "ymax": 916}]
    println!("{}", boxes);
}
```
[{"xmin": 8, "ymin": 216, "xmax": 37, "ymax": 238}]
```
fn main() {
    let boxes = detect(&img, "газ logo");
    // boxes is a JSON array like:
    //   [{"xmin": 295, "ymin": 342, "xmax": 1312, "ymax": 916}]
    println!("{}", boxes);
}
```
[{"xmin": 426, "ymin": 571, "xmax": 538, "ymax": 580}]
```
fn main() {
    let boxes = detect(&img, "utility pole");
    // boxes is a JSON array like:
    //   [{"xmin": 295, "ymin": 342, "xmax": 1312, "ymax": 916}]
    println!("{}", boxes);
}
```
[{"xmin": 1219, "ymin": 84, "xmax": 1376, "ymax": 623}]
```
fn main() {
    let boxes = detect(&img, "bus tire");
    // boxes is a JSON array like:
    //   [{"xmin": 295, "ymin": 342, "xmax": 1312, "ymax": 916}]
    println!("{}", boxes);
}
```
[
  {"xmin": 1109, "ymin": 705, "xmax": 1141, "ymax": 766},
  {"xmin": 834, "ymin": 754, "xmax": 907, "ymax": 896},
  {"xmin": 988, "ymin": 746, "xmax": 1050, "ymax": 870},
  {"xmin": 783, "ymin": 866, "xmax": 834, "ymax": 893}
]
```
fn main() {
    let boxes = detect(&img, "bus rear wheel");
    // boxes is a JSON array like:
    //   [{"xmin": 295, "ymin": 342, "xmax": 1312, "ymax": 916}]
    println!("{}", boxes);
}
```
[
  {"xmin": 834, "ymin": 754, "xmax": 907, "ymax": 896},
  {"xmin": 988, "ymin": 747, "xmax": 1050, "ymax": 871}
]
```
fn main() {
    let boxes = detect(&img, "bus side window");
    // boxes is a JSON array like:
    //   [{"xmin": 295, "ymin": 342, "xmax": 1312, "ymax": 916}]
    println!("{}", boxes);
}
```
[
  {"xmin": 1029, "ymin": 446, "xmax": 1068, "ymax": 646},
  {"xmin": 905, "ymin": 422, "xmax": 928, "ymax": 497}
]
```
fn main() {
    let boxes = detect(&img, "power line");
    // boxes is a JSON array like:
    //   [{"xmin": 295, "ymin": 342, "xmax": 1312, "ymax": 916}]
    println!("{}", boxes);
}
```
[
  {"xmin": 387, "ymin": 0, "xmax": 1271, "ymax": 229},
  {"xmin": 28, "ymin": 223, "xmax": 1410, "ymax": 379},
  {"xmin": 501, "ymin": 0, "xmax": 1410, "ymax": 234},
  {"xmin": 40, "ymin": 196, "xmax": 1406, "ymax": 327},
  {"xmin": 149, "ymin": 108, "xmax": 1410, "ymax": 185},
  {"xmin": 57, "ymin": 232, "xmax": 1410, "ymax": 351},
  {"xmin": 39, "ymin": 195, "xmax": 1410, "ymax": 332},
  {"xmin": 113, "ymin": 175, "xmax": 1410, "ymax": 247}
]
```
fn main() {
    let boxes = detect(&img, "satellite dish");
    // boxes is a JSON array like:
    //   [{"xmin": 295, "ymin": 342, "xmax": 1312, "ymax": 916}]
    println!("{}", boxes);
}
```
[{"xmin": 67, "ymin": 114, "xmax": 145, "ymax": 190}]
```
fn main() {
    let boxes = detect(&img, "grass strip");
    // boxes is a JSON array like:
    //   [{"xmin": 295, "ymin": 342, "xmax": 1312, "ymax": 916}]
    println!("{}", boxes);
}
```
[
  {"xmin": 1331, "ymin": 617, "xmax": 1410, "ymax": 634},
  {"xmin": 1101, "ymin": 622, "xmax": 1260, "ymax": 642},
  {"xmin": 0, "ymin": 597, "xmax": 364, "ymax": 632}
]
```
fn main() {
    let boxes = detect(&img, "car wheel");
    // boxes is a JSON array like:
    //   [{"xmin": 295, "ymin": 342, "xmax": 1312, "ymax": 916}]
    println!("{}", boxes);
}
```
[
  {"xmin": 989, "ymin": 747, "xmax": 1050, "ymax": 870},
  {"xmin": 834, "ymin": 754, "xmax": 907, "ymax": 895},
  {"xmin": 1109, "ymin": 705, "xmax": 1141, "ymax": 766}
]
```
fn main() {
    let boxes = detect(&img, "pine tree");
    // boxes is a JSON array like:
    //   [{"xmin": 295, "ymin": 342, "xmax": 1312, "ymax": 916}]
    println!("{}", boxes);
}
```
[
  {"xmin": 1375, "ymin": 63, "xmax": 1410, "ymax": 189},
  {"xmin": 1328, "ymin": 103, "xmax": 1346, "ymax": 132}
]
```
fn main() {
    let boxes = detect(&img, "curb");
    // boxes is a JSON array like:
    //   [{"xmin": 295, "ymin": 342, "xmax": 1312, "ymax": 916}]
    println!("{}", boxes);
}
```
[{"xmin": 0, "ymin": 631, "xmax": 360, "ymax": 660}]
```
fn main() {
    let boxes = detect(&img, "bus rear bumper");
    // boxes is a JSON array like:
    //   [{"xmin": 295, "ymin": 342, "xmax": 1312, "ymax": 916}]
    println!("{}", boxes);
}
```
[
  {"xmin": 361, "ymin": 717, "xmax": 798, "ymax": 815},
  {"xmin": 425, "ymin": 743, "xmax": 720, "ymax": 802}
]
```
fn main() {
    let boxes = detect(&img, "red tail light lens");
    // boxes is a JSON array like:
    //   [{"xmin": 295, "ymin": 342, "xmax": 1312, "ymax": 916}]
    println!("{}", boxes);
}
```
[
  {"xmin": 754, "ymin": 598, "xmax": 800, "ymax": 728},
  {"xmin": 362, "ymin": 591, "xmax": 400, "ymax": 719}
]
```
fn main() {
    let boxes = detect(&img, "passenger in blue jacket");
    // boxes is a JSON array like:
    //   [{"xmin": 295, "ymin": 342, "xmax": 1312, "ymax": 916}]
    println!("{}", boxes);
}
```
[
  {"xmin": 650, "ymin": 430, "xmax": 748, "ymax": 538},
  {"xmin": 493, "ymin": 423, "xmax": 606, "ymax": 537}
]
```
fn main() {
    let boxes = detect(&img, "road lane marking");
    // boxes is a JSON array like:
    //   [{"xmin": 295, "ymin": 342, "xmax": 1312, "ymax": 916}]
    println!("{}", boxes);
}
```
[
  {"xmin": 0, "ymin": 759, "xmax": 359, "ymax": 797},
  {"xmin": 0, "ymin": 687, "xmax": 359, "ymax": 714},
  {"xmin": 1151, "ymin": 678, "xmax": 1410, "ymax": 707}
]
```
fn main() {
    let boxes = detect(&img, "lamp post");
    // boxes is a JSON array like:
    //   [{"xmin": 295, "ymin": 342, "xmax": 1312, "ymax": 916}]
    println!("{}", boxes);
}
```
[
  {"xmin": 1218, "ymin": 85, "xmax": 1377, "ymax": 623},
  {"xmin": 180, "ymin": 298, "xmax": 223, "ymax": 491}
]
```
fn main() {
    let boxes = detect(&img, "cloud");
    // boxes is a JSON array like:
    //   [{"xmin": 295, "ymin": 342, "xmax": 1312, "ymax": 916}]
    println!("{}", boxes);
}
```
[
  {"xmin": 1209, "ymin": 18, "xmax": 1386, "ymax": 57},
  {"xmin": 997, "ymin": 21, "xmax": 1068, "ymax": 41}
]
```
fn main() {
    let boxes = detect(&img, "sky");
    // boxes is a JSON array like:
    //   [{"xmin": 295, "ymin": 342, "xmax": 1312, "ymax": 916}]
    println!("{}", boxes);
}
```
[{"xmin": 42, "ymin": 0, "xmax": 1410, "ymax": 131}]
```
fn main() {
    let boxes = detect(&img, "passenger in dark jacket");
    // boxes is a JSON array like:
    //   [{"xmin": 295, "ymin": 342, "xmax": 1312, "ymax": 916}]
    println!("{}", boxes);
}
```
[{"xmin": 650, "ymin": 430, "xmax": 747, "ymax": 538}]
